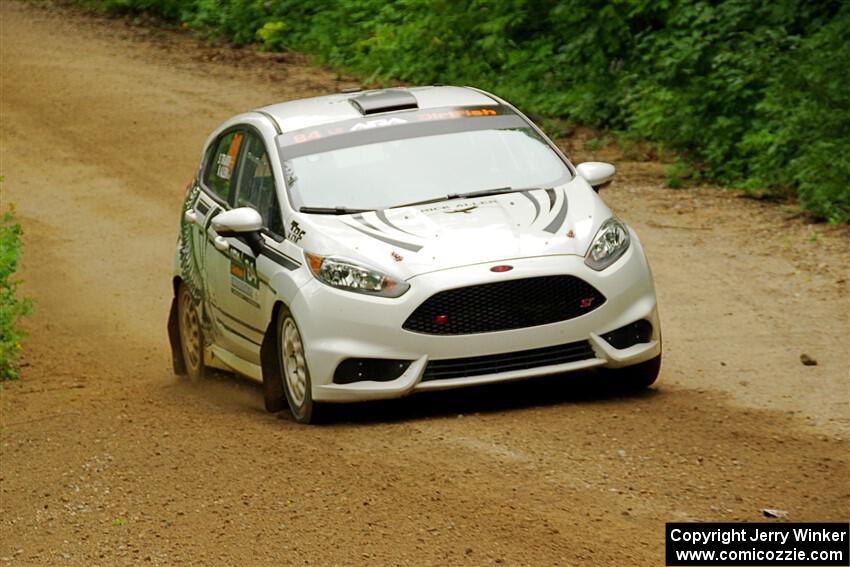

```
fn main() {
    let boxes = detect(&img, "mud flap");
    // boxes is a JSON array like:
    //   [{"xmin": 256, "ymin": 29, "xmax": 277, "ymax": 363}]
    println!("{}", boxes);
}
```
[
  {"xmin": 260, "ymin": 315, "xmax": 286, "ymax": 413},
  {"xmin": 167, "ymin": 296, "xmax": 186, "ymax": 375}
]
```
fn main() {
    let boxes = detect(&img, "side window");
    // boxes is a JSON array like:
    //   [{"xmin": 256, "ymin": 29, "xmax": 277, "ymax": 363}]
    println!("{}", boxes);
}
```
[
  {"xmin": 233, "ymin": 131, "xmax": 285, "ymax": 236},
  {"xmin": 203, "ymin": 130, "xmax": 244, "ymax": 203}
]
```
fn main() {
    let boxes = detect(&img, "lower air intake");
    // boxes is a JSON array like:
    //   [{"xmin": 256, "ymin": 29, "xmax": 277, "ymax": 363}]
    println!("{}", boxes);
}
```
[{"xmin": 422, "ymin": 340, "xmax": 596, "ymax": 382}]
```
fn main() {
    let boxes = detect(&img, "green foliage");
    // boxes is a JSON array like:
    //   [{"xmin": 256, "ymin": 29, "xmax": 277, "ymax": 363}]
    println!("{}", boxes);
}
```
[
  {"xmin": 0, "ymin": 202, "xmax": 32, "ymax": 381},
  {"xmin": 584, "ymin": 137, "xmax": 612, "ymax": 152},
  {"xmin": 665, "ymin": 157, "xmax": 692, "ymax": 189},
  {"xmin": 256, "ymin": 21, "xmax": 288, "ymax": 51},
  {"xmin": 739, "ymin": 4, "xmax": 850, "ymax": 223},
  {"xmin": 88, "ymin": 0, "xmax": 186, "ymax": 20},
  {"xmin": 83, "ymin": 0, "xmax": 849, "ymax": 222}
]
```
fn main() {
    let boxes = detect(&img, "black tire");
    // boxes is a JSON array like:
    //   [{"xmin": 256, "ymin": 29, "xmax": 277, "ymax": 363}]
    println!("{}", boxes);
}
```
[
  {"xmin": 176, "ymin": 283, "xmax": 205, "ymax": 381},
  {"xmin": 260, "ymin": 320, "xmax": 287, "ymax": 413},
  {"xmin": 604, "ymin": 354, "xmax": 661, "ymax": 391},
  {"xmin": 277, "ymin": 307, "xmax": 321, "ymax": 424}
]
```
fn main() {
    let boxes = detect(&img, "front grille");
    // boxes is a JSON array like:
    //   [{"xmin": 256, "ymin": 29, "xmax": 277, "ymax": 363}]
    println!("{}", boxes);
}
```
[
  {"xmin": 422, "ymin": 340, "xmax": 596, "ymax": 382},
  {"xmin": 403, "ymin": 275, "xmax": 606, "ymax": 335}
]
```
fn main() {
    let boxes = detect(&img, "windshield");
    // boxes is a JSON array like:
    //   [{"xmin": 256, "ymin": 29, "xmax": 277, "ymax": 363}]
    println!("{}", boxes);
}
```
[{"xmin": 282, "ymin": 127, "xmax": 572, "ymax": 211}]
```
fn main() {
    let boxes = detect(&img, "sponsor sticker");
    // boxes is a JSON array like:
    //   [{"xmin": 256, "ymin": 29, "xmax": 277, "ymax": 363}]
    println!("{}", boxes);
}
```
[
  {"xmin": 229, "ymin": 247, "xmax": 259, "ymax": 304},
  {"xmin": 215, "ymin": 133, "xmax": 243, "ymax": 180},
  {"xmin": 279, "ymin": 106, "xmax": 512, "ymax": 147},
  {"xmin": 288, "ymin": 220, "xmax": 306, "ymax": 243}
]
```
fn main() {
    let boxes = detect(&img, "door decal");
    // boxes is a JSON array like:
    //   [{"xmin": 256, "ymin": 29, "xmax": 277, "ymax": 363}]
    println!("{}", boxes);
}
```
[{"xmin": 229, "ymin": 247, "xmax": 260, "ymax": 307}]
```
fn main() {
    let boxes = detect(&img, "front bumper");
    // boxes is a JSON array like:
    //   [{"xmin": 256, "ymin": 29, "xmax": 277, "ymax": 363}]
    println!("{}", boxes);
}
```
[{"xmin": 290, "ymin": 241, "xmax": 661, "ymax": 402}]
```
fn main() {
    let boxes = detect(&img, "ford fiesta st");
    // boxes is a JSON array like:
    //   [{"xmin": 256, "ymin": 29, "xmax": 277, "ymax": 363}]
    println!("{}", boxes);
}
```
[{"xmin": 167, "ymin": 86, "xmax": 662, "ymax": 424}]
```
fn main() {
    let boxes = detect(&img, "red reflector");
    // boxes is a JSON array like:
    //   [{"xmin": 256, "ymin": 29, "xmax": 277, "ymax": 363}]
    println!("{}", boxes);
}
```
[
  {"xmin": 490, "ymin": 265, "xmax": 513, "ymax": 273},
  {"xmin": 433, "ymin": 314, "xmax": 449, "ymax": 325},
  {"xmin": 580, "ymin": 297, "xmax": 595, "ymax": 308}
]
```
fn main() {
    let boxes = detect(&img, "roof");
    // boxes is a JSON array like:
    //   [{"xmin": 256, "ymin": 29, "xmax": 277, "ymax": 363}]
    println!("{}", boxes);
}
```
[{"xmin": 256, "ymin": 86, "xmax": 498, "ymax": 133}]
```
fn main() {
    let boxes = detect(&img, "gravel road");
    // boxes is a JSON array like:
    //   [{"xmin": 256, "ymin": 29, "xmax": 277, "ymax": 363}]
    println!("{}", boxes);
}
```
[{"xmin": 1, "ymin": 3, "xmax": 848, "ymax": 565}]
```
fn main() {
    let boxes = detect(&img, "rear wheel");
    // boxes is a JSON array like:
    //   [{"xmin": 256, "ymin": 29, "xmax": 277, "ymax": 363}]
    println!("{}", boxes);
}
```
[
  {"xmin": 176, "ymin": 283, "xmax": 205, "ymax": 381},
  {"xmin": 278, "ymin": 308, "xmax": 320, "ymax": 424}
]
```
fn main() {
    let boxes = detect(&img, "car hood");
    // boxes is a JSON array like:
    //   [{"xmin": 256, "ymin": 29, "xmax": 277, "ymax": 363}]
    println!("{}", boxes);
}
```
[{"xmin": 299, "ymin": 177, "xmax": 613, "ymax": 279}]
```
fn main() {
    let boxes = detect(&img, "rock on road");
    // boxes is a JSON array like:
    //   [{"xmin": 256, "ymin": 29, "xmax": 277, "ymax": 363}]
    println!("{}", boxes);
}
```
[{"xmin": 1, "ymin": 2, "xmax": 848, "ymax": 565}]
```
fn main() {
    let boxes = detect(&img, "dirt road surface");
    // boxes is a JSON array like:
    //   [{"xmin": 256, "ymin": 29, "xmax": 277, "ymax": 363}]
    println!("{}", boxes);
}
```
[{"xmin": 1, "ymin": 3, "xmax": 848, "ymax": 565}]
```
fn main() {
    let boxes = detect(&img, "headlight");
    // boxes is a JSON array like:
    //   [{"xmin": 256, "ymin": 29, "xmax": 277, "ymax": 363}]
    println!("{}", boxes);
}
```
[
  {"xmin": 584, "ymin": 217, "xmax": 630, "ymax": 271},
  {"xmin": 305, "ymin": 253, "xmax": 409, "ymax": 298}
]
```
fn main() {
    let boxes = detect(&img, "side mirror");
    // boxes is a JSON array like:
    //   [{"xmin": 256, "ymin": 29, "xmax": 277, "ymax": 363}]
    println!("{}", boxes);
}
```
[
  {"xmin": 576, "ymin": 162, "xmax": 616, "ymax": 191},
  {"xmin": 211, "ymin": 207, "xmax": 265, "ymax": 256},
  {"xmin": 211, "ymin": 207, "xmax": 263, "ymax": 235}
]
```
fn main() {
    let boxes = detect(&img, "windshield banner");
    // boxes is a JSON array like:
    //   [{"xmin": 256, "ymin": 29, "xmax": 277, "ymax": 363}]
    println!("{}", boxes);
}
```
[{"xmin": 277, "ymin": 105, "xmax": 527, "ymax": 159}]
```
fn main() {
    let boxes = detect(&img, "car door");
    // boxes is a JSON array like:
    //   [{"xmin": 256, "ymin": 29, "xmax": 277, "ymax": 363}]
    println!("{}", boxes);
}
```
[
  {"xmin": 204, "ymin": 128, "xmax": 286, "ymax": 364},
  {"xmin": 195, "ymin": 128, "xmax": 259, "ymax": 361}
]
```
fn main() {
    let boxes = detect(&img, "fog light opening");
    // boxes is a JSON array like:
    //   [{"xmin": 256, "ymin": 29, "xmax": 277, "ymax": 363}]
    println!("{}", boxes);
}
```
[{"xmin": 601, "ymin": 320, "xmax": 653, "ymax": 350}]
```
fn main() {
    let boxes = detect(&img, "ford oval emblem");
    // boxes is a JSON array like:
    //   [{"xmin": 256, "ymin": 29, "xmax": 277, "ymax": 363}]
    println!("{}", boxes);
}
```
[{"xmin": 490, "ymin": 265, "xmax": 513, "ymax": 273}]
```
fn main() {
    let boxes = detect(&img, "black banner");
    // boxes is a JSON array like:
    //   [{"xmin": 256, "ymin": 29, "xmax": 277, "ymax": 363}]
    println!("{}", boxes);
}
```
[{"xmin": 666, "ymin": 523, "xmax": 849, "ymax": 566}]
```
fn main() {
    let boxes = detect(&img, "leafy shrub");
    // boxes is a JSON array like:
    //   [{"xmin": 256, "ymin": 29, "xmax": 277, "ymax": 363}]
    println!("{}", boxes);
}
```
[
  {"xmin": 82, "ymin": 0, "xmax": 849, "ymax": 222},
  {"xmin": 256, "ymin": 20, "xmax": 288, "ymax": 51},
  {"xmin": 739, "ymin": 3, "xmax": 850, "ymax": 223},
  {"xmin": 90, "ymin": 0, "xmax": 186, "ymax": 20},
  {"xmin": 0, "ymin": 203, "xmax": 32, "ymax": 380},
  {"xmin": 665, "ymin": 157, "xmax": 692, "ymax": 189}
]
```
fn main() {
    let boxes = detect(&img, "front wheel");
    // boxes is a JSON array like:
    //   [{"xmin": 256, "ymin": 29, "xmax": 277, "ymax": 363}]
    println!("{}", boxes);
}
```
[
  {"xmin": 603, "ymin": 354, "xmax": 661, "ymax": 391},
  {"xmin": 176, "ymin": 283, "xmax": 205, "ymax": 381},
  {"xmin": 277, "ymin": 308, "xmax": 320, "ymax": 424}
]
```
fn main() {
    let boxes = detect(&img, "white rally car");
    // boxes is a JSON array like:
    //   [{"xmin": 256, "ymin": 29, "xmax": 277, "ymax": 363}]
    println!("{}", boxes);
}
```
[{"xmin": 168, "ymin": 86, "xmax": 662, "ymax": 423}]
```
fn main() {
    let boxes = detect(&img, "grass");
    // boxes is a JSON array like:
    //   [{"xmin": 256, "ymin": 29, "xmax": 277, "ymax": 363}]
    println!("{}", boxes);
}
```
[{"xmin": 0, "ymin": 185, "xmax": 32, "ymax": 380}]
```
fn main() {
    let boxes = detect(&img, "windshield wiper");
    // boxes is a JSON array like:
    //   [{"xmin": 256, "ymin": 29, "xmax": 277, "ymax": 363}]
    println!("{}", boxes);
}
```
[
  {"xmin": 299, "ymin": 206, "xmax": 373, "ymax": 215},
  {"xmin": 391, "ymin": 186, "xmax": 529, "ymax": 209}
]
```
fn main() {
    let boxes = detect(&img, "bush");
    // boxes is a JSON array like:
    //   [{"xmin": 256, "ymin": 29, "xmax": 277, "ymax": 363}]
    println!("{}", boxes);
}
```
[
  {"xmin": 0, "ymin": 202, "xmax": 32, "ymax": 380},
  {"xmin": 83, "ymin": 0, "xmax": 849, "ymax": 222},
  {"xmin": 739, "ymin": 4, "xmax": 850, "ymax": 223}
]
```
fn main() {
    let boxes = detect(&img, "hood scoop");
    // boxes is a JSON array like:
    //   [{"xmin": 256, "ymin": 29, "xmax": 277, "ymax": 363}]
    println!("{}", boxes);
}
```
[{"xmin": 350, "ymin": 89, "xmax": 418, "ymax": 115}]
